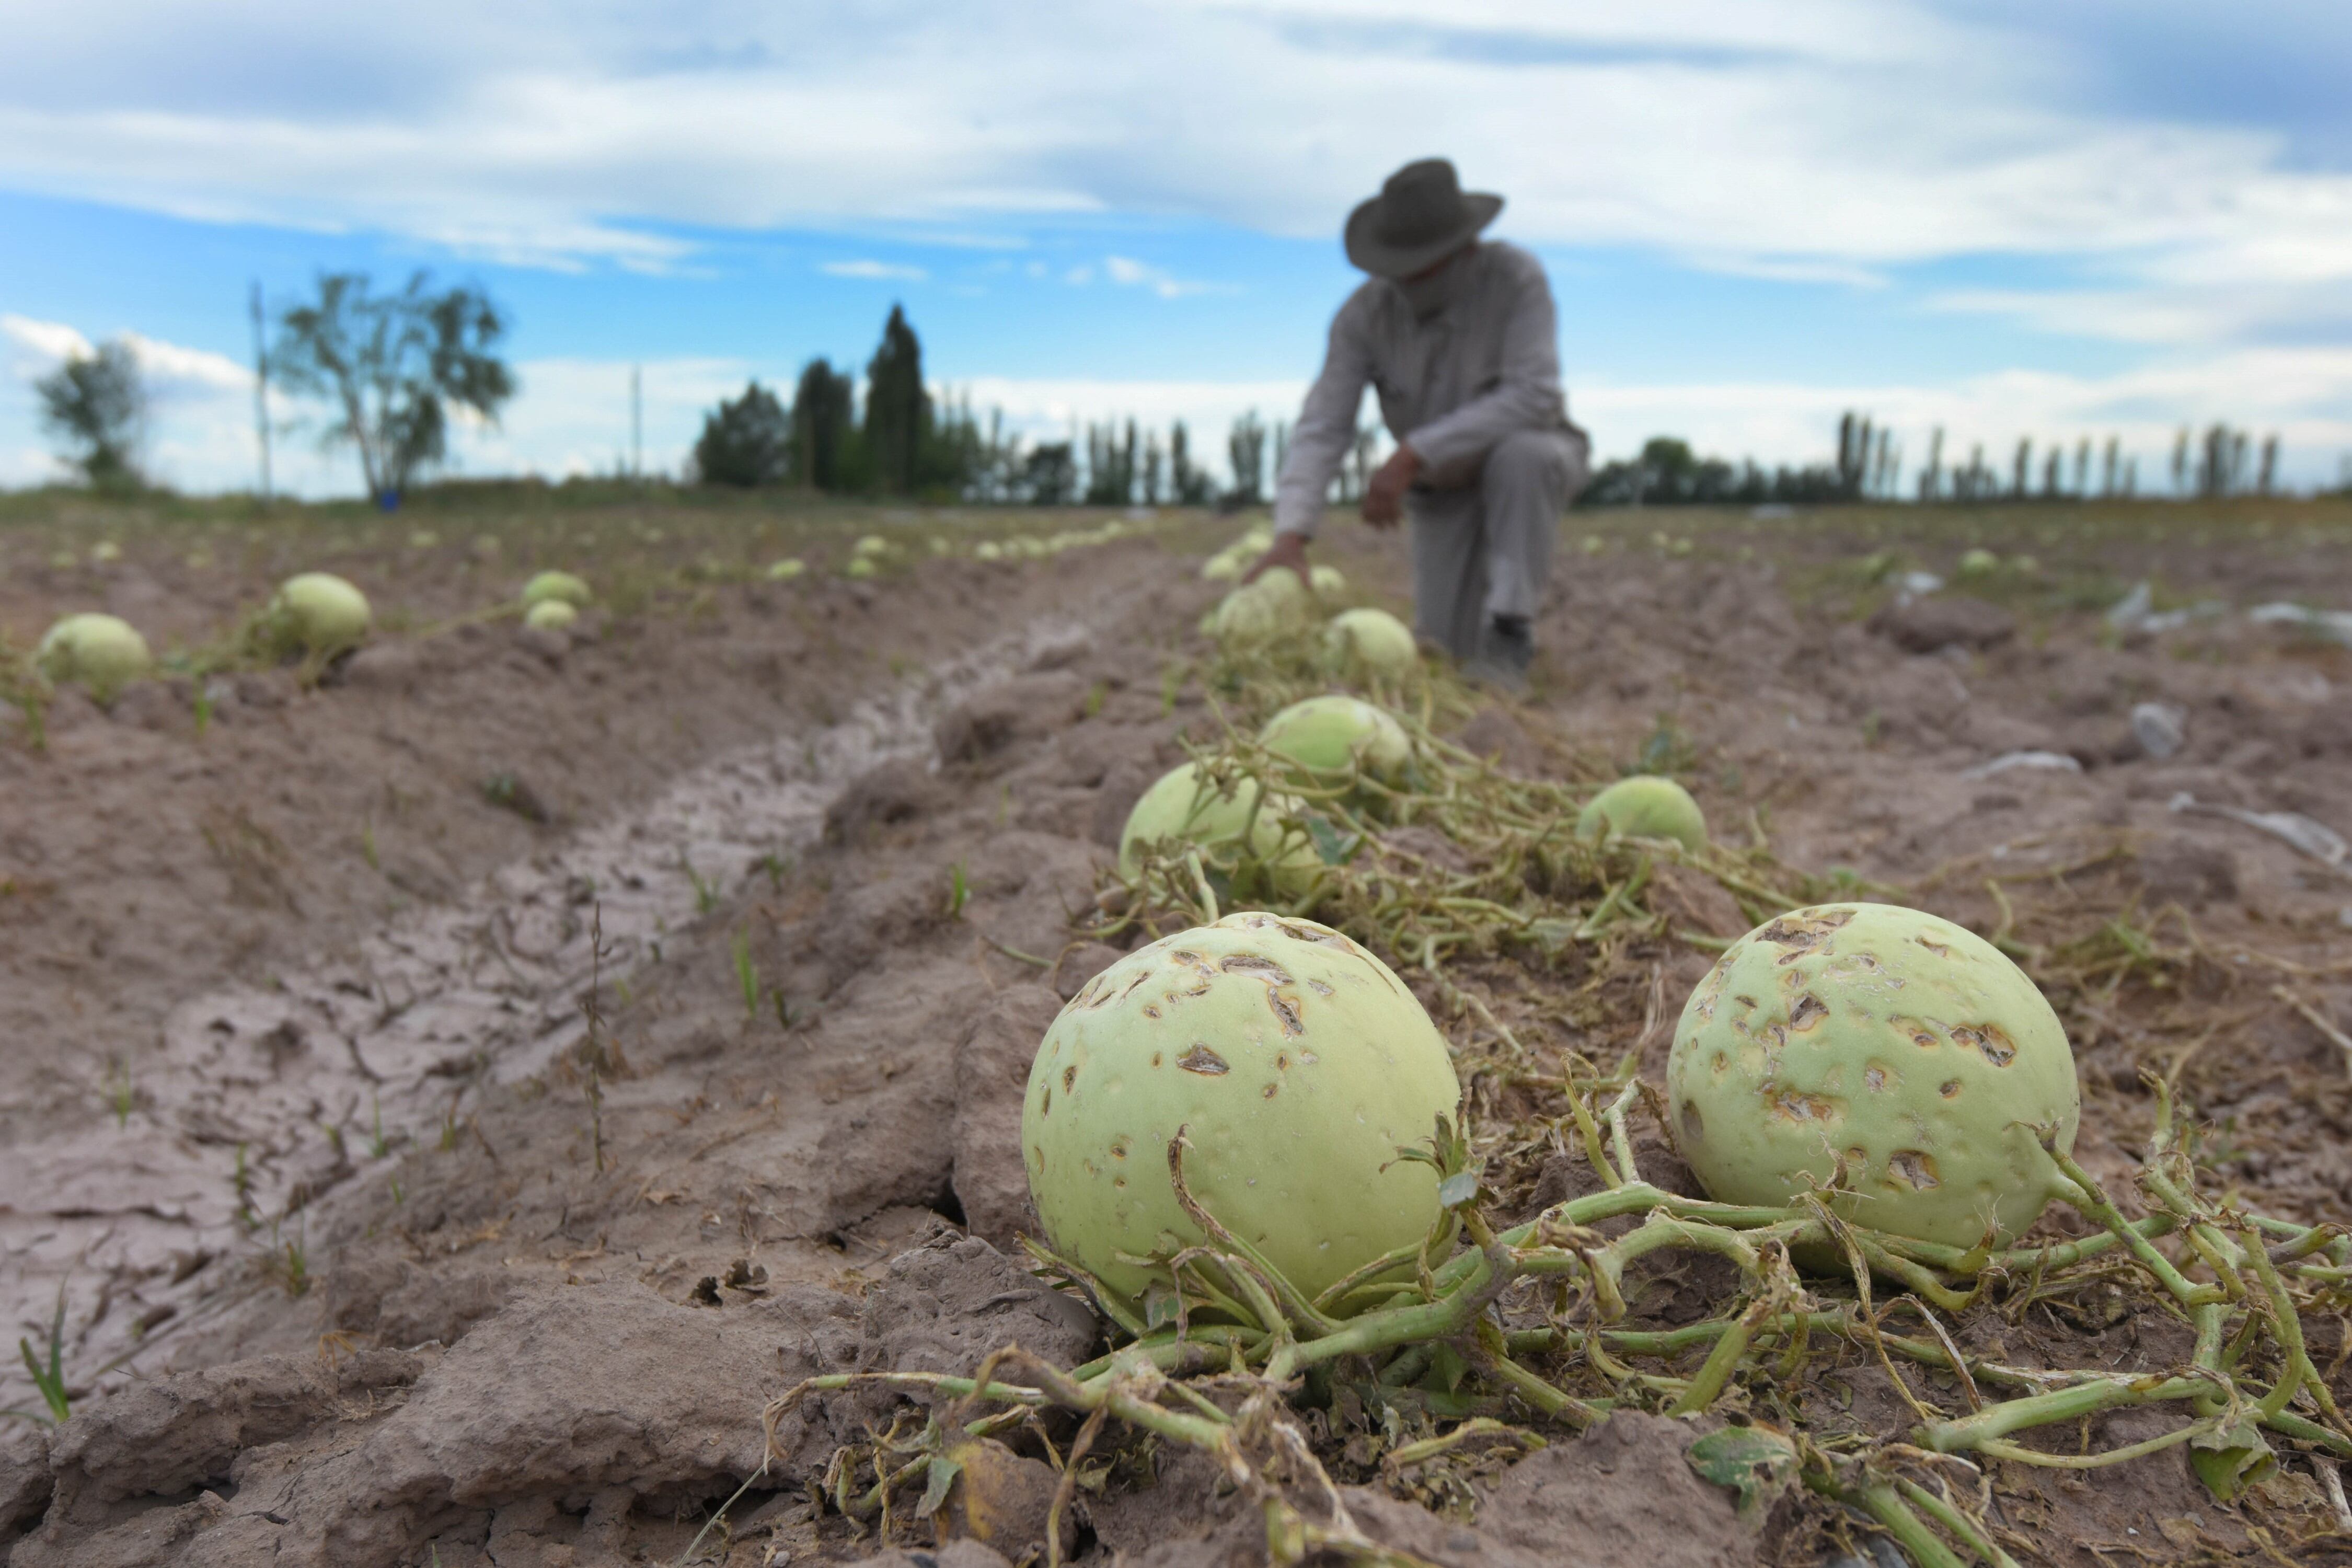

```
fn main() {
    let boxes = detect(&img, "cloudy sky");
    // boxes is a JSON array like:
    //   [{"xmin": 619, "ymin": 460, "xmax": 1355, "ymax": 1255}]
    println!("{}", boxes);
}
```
[{"xmin": 3, "ymin": 0, "xmax": 2350, "ymax": 496}]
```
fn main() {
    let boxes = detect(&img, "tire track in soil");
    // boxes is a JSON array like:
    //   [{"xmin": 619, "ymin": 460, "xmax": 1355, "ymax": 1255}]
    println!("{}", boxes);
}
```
[{"xmin": 0, "ymin": 615, "xmax": 1096, "ymax": 1412}]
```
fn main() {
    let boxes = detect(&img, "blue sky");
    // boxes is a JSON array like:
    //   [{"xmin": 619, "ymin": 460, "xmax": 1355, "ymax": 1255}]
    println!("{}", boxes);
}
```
[{"xmin": 3, "ymin": 1, "xmax": 2349, "ymax": 496}]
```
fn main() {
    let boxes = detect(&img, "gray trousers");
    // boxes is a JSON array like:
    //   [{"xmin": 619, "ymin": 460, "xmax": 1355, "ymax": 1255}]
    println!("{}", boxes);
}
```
[{"xmin": 1408, "ymin": 428, "xmax": 1588, "ymax": 660}]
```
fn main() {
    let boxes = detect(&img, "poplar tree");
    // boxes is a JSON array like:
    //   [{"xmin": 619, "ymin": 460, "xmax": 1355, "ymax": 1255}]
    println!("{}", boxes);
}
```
[{"xmin": 864, "ymin": 305, "xmax": 928, "ymax": 494}]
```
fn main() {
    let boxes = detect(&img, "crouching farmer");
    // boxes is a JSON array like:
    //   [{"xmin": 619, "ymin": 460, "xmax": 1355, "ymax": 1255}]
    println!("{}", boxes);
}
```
[{"xmin": 1248, "ymin": 157, "xmax": 1589, "ymax": 690}]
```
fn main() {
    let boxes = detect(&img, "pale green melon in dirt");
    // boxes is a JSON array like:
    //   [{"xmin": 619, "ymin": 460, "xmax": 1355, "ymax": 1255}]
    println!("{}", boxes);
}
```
[
  {"xmin": 36, "ymin": 613, "xmax": 151, "ymax": 695},
  {"xmin": 1201, "ymin": 525, "xmax": 1275, "ymax": 581},
  {"xmin": 1309, "ymin": 564, "xmax": 1348, "ymax": 601},
  {"xmin": 854, "ymin": 534, "xmax": 890, "ymax": 557},
  {"xmin": 1117, "ymin": 763, "xmax": 1322, "ymax": 895},
  {"xmin": 1260, "ymin": 696, "xmax": 1411, "ymax": 787},
  {"xmin": 1320, "ymin": 608, "xmax": 1417, "ymax": 684},
  {"xmin": 1210, "ymin": 568, "xmax": 1313, "ymax": 647},
  {"xmin": 1957, "ymin": 548, "xmax": 2000, "ymax": 578},
  {"xmin": 521, "ymin": 570, "xmax": 591, "ymax": 609},
  {"xmin": 1023, "ymin": 910, "xmax": 1461, "ymax": 1305},
  {"xmin": 1577, "ymin": 776, "xmax": 1708, "ymax": 852},
  {"xmin": 765, "ymin": 557, "xmax": 807, "ymax": 581},
  {"xmin": 844, "ymin": 556, "xmax": 879, "ymax": 579},
  {"xmin": 267, "ymin": 572, "xmax": 372, "ymax": 654},
  {"xmin": 1666, "ymin": 903, "xmax": 2080, "ymax": 1250},
  {"xmin": 524, "ymin": 598, "xmax": 578, "ymax": 631}
]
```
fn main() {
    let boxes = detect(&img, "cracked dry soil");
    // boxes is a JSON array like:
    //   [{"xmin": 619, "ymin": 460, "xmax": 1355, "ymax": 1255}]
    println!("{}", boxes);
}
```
[{"xmin": 4, "ymin": 499, "xmax": 2351, "ymax": 1566}]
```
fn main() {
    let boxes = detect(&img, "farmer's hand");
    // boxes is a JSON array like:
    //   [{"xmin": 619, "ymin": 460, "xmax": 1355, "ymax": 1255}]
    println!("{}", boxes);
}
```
[
  {"xmin": 1242, "ymin": 531, "xmax": 1309, "ymax": 584},
  {"xmin": 1362, "ymin": 444, "xmax": 1422, "ymax": 528}
]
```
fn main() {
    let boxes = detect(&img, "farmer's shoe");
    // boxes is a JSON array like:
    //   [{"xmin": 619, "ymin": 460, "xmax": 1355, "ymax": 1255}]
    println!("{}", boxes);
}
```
[{"xmin": 1462, "ymin": 614, "xmax": 1532, "ymax": 695}]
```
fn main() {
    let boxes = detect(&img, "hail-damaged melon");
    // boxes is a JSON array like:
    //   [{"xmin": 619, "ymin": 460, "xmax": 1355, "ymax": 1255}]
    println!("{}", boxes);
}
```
[
  {"xmin": 1577, "ymin": 776, "xmax": 1707, "ymax": 852},
  {"xmin": 1117, "ymin": 763, "xmax": 1320, "ymax": 894},
  {"xmin": 1023, "ymin": 911, "xmax": 1461, "ymax": 1304},
  {"xmin": 1320, "ymin": 607, "xmax": 1417, "ymax": 684},
  {"xmin": 521, "ymin": 570, "xmax": 591, "ymax": 609},
  {"xmin": 1260, "ymin": 695, "xmax": 1410, "ymax": 787},
  {"xmin": 1666, "ymin": 903, "xmax": 2080, "ymax": 1249},
  {"xmin": 266, "ymin": 572, "xmax": 372, "ymax": 655},
  {"xmin": 36, "ymin": 613, "xmax": 151, "ymax": 696}
]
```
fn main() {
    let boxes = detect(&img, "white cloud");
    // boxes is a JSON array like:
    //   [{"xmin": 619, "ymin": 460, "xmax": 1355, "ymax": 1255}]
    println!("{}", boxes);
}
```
[
  {"xmin": 2, "ymin": 315, "xmax": 94, "ymax": 364},
  {"xmin": 0, "ymin": 0, "xmax": 2346, "ymax": 348},
  {"xmin": 821, "ymin": 259, "xmax": 929, "ymax": 282},
  {"xmin": 1104, "ymin": 255, "xmax": 1216, "ymax": 298}
]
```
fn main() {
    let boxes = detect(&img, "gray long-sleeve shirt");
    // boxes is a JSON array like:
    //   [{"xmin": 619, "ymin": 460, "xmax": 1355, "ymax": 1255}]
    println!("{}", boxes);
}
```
[{"xmin": 1272, "ymin": 239, "xmax": 1573, "ymax": 538}]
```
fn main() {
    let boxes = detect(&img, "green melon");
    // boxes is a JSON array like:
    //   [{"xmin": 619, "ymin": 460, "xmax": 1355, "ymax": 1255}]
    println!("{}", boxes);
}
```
[
  {"xmin": 1117, "ymin": 763, "xmax": 1321, "ymax": 895},
  {"xmin": 1665, "ymin": 903, "xmax": 2080, "ymax": 1249},
  {"xmin": 1320, "ymin": 608, "xmax": 1417, "ymax": 684},
  {"xmin": 1023, "ymin": 911, "xmax": 1461, "ymax": 1305},
  {"xmin": 524, "ymin": 598, "xmax": 578, "ymax": 631},
  {"xmin": 1259, "ymin": 696, "xmax": 1411, "ymax": 787},
  {"xmin": 266, "ymin": 573, "xmax": 372, "ymax": 655},
  {"xmin": 1577, "ymin": 776, "xmax": 1708, "ymax": 852},
  {"xmin": 521, "ymin": 570, "xmax": 591, "ymax": 609},
  {"xmin": 35, "ymin": 613, "xmax": 152, "ymax": 696}
]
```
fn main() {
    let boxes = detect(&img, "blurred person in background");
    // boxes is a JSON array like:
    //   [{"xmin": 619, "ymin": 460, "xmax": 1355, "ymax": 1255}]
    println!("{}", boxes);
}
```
[{"xmin": 1247, "ymin": 157, "xmax": 1589, "ymax": 690}]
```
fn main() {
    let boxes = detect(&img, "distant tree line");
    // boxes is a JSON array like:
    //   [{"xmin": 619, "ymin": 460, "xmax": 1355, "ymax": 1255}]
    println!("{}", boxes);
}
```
[
  {"xmin": 691, "ymin": 307, "xmax": 1399, "ymax": 508},
  {"xmin": 1577, "ymin": 410, "xmax": 2297, "ymax": 509}
]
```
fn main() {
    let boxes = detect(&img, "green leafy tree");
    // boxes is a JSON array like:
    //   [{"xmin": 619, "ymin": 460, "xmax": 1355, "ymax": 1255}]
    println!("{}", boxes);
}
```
[
  {"xmin": 1024, "ymin": 442, "xmax": 1077, "ymax": 505},
  {"xmin": 270, "ymin": 272, "xmax": 513, "ymax": 503},
  {"xmin": 34, "ymin": 340, "xmax": 145, "ymax": 490},
  {"xmin": 694, "ymin": 381, "xmax": 791, "ymax": 486},
  {"xmin": 864, "ymin": 306, "xmax": 929, "ymax": 494},
  {"xmin": 792, "ymin": 358, "xmax": 856, "ymax": 492}
]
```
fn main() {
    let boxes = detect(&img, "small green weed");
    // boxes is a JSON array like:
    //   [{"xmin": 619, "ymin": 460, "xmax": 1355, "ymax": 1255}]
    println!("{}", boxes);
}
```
[
  {"xmin": 102, "ymin": 1063, "xmax": 134, "ymax": 1127},
  {"xmin": 232, "ymin": 1142, "xmax": 257, "ymax": 1230},
  {"xmin": 684, "ymin": 856, "xmax": 719, "ymax": 915},
  {"xmin": 360, "ymin": 818, "xmax": 381, "ymax": 872},
  {"xmin": 732, "ymin": 931, "xmax": 759, "ymax": 1019},
  {"xmin": 946, "ymin": 861, "xmax": 970, "ymax": 918},
  {"xmin": 11, "ymin": 1289, "xmax": 70, "ymax": 1425}
]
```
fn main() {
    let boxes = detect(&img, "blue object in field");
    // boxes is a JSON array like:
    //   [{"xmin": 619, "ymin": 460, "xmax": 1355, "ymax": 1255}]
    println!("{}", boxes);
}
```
[{"xmin": 378, "ymin": 489, "xmax": 400, "ymax": 512}]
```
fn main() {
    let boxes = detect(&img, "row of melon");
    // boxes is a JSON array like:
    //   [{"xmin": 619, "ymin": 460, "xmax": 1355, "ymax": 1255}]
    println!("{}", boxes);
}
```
[
  {"xmin": 1117, "ymin": 693, "xmax": 1713, "ymax": 891},
  {"xmin": 28, "ymin": 571, "xmax": 594, "ymax": 697}
]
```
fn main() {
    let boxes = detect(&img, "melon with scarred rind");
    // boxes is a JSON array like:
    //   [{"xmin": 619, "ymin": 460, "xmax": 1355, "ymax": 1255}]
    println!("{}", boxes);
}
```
[
  {"xmin": 1577, "ymin": 776, "xmax": 1708, "ymax": 852},
  {"xmin": 1665, "ymin": 902, "xmax": 2080, "ymax": 1249},
  {"xmin": 1117, "ymin": 763, "xmax": 1321, "ymax": 894},
  {"xmin": 1023, "ymin": 911, "xmax": 1461, "ymax": 1305}
]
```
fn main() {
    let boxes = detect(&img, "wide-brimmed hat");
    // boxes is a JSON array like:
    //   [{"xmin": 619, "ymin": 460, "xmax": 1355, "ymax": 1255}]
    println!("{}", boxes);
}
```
[{"xmin": 1344, "ymin": 159, "xmax": 1504, "ymax": 278}]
